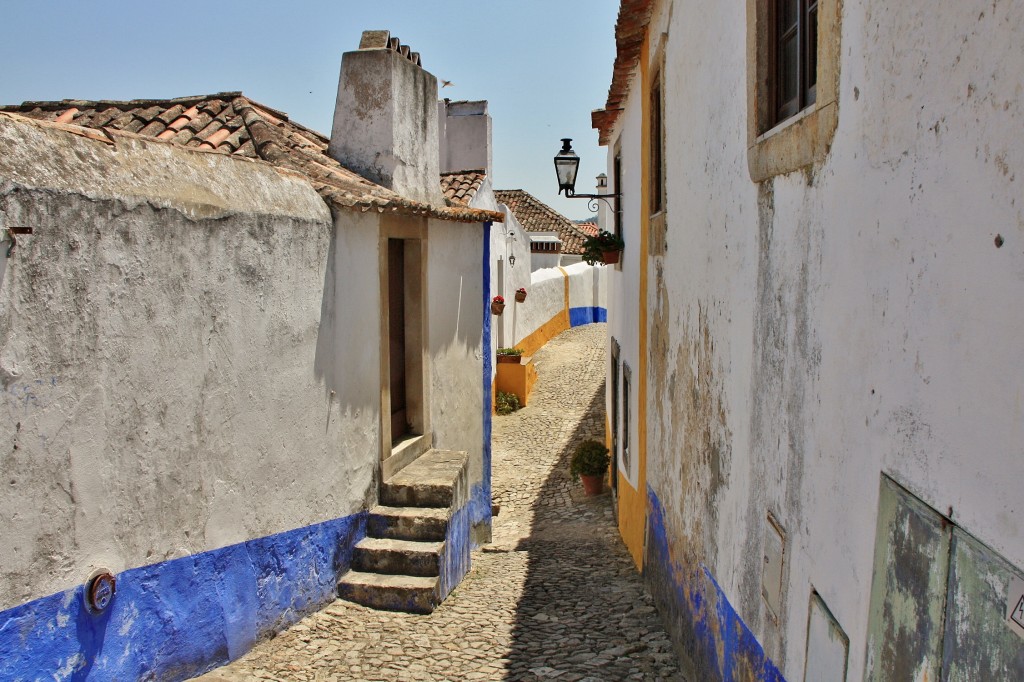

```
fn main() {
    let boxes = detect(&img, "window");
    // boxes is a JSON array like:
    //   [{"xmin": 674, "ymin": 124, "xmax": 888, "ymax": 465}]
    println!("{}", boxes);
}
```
[
  {"xmin": 649, "ymin": 76, "xmax": 664, "ymax": 214},
  {"xmin": 746, "ymin": 0, "xmax": 839, "ymax": 181},
  {"xmin": 622, "ymin": 363, "xmax": 632, "ymax": 477},
  {"xmin": 773, "ymin": 0, "xmax": 818, "ymax": 125},
  {"xmin": 610, "ymin": 338, "xmax": 621, "ymax": 487},
  {"xmin": 613, "ymin": 149, "xmax": 624, "ymax": 270}
]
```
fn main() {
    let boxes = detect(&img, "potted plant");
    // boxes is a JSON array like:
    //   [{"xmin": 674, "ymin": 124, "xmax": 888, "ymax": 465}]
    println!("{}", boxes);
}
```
[
  {"xmin": 496, "ymin": 390, "xmax": 520, "ymax": 415},
  {"xmin": 491, "ymin": 295, "xmax": 505, "ymax": 315},
  {"xmin": 496, "ymin": 347, "xmax": 523, "ymax": 364},
  {"xmin": 570, "ymin": 440, "xmax": 611, "ymax": 496},
  {"xmin": 581, "ymin": 230, "xmax": 626, "ymax": 266},
  {"xmin": 514, "ymin": 287, "xmax": 528, "ymax": 303}
]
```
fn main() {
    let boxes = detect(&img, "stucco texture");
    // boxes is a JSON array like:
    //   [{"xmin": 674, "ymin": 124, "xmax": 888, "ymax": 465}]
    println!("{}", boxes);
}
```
[
  {"xmin": 604, "ymin": 0, "xmax": 1024, "ymax": 678},
  {"xmin": 427, "ymin": 218, "xmax": 489, "ymax": 539},
  {"xmin": 0, "ymin": 115, "xmax": 377, "ymax": 609}
]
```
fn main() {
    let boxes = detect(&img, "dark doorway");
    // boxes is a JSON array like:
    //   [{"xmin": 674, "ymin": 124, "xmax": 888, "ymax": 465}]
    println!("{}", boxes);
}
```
[
  {"xmin": 388, "ymin": 238, "xmax": 408, "ymax": 442},
  {"xmin": 610, "ymin": 338, "xmax": 621, "ymax": 497}
]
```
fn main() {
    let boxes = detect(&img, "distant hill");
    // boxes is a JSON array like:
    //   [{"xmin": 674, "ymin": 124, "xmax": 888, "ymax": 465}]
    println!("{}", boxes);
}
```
[{"xmin": 573, "ymin": 216, "xmax": 597, "ymax": 224}]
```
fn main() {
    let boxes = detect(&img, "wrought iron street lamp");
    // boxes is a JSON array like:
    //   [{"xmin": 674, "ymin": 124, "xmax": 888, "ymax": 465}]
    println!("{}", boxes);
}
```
[
  {"xmin": 554, "ymin": 138, "xmax": 580, "ymax": 195},
  {"xmin": 553, "ymin": 138, "xmax": 619, "ymax": 212}
]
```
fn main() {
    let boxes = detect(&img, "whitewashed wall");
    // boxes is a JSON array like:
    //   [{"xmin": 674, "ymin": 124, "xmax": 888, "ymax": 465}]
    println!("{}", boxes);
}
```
[
  {"xmin": 426, "ymin": 217, "xmax": 486, "ymax": 527},
  {"xmin": 530, "ymin": 250, "xmax": 561, "ymax": 271},
  {"xmin": 566, "ymin": 261, "xmax": 607, "ymax": 318},
  {"xmin": 605, "ymin": 78, "xmax": 643, "ymax": 488},
  {"xmin": 0, "ymin": 116, "xmax": 375, "ymax": 608},
  {"xmin": 610, "ymin": 0, "xmax": 1024, "ymax": 679},
  {"xmin": 493, "ymin": 262, "xmax": 608, "ymax": 353}
]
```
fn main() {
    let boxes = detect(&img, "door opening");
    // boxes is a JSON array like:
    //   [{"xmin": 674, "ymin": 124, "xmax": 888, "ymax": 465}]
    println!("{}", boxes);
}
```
[{"xmin": 388, "ymin": 238, "xmax": 408, "ymax": 443}]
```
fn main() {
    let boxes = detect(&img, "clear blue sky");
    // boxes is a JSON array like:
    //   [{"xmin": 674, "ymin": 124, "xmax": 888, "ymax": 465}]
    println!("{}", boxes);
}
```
[{"xmin": 0, "ymin": 0, "xmax": 618, "ymax": 220}]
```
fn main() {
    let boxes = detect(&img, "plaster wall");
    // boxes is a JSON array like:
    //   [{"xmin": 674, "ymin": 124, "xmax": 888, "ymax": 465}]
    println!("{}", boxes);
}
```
[
  {"xmin": 618, "ymin": 0, "xmax": 1024, "ymax": 679},
  {"xmin": 511, "ymin": 266, "xmax": 566, "ymax": 351},
  {"xmin": 438, "ymin": 100, "xmax": 492, "ymax": 175},
  {"xmin": 426, "ymin": 218, "xmax": 489, "ymax": 540},
  {"xmin": 565, "ymin": 261, "xmax": 607, "ymax": 316},
  {"xmin": 530, "ymin": 251, "xmax": 561, "ymax": 271},
  {"xmin": 487, "ymin": 204, "xmax": 531, "ymax": 353},
  {"xmin": 0, "ymin": 116, "xmax": 378, "ymax": 610},
  {"xmin": 329, "ymin": 48, "xmax": 443, "ymax": 206},
  {"xmin": 605, "ymin": 78, "xmax": 644, "ymax": 495}
]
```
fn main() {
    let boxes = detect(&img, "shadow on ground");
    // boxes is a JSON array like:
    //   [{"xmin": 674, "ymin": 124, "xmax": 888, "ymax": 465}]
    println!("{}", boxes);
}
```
[{"xmin": 499, "ymin": 383, "xmax": 683, "ymax": 681}]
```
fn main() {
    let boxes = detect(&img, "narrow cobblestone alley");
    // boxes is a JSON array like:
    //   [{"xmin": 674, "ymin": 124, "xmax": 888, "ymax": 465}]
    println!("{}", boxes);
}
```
[{"xmin": 197, "ymin": 324, "xmax": 683, "ymax": 682}]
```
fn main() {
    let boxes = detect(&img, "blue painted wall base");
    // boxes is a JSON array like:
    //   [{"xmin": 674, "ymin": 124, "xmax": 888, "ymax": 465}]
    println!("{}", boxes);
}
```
[
  {"xmin": 0, "ymin": 513, "xmax": 366, "ymax": 681},
  {"xmin": 474, "ymin": 221, "xmax": 493, "ymax": 546},
  {"xmin": 569, "ymin": 306, "xmax": 608, "ymax": 327},
  {"xmin": 645, "ymin": 487, "xmax": 785, "ymax": 681}
]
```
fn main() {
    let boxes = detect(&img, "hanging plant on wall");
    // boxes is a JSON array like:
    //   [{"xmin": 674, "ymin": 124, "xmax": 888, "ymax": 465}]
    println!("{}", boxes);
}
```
[
  {"xmin": 581, "ymin": 230, "xmax": 626, "ymax": 266},
  {"xmin": 491, "ymin": 295, "xmax": 505, "ymax": 315},
  {"xmin": 515, "ymin": 287, "xmax": 527, "ymax": 302}
]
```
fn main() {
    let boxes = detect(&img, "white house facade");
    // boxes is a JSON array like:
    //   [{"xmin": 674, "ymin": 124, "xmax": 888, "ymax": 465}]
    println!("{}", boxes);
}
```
[{"xmin": 595, "ymin": 1, "xmax": 1024, "ymax": 679}]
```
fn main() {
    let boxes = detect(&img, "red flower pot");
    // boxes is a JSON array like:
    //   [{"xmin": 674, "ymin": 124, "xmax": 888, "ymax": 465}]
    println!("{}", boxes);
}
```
[
  {"xmin": 491, "ymin": 301, "xmax": 505, "ymax": 315},
  {"xmin": 601, "ymin": 248, "xmax": 621, "ymax": 265},
  {"xmin": 580, "ymin": 474, "xmax": 604, "ymax": 496},
  {"xmin": 515, "ymin": 291, "xmax": 527, "ymax": 302}
]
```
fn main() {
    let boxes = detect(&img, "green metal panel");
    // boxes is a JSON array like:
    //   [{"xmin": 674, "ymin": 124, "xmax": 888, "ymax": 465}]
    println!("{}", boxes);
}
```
[
  {"xmin": 941, "ymin": 529, "xmax": 1024, "ymax": 680},
  {"xmin": 865, "ymin": 477, "xmax": 950, "ymax": 681}
]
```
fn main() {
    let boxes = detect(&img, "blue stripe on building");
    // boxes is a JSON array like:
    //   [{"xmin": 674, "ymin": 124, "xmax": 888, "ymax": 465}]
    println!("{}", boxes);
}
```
[
  {"xmin": 645, "ymin": 487, "xmax": 785, "ymax": 681},
  {"xmin": 0, "ymin": 513, "xmax": 366, "ymax": 681},
  {"xmin": 569, "ymin": 306, "xmax": 608, "ymax": 327},
  {"xmin": 472, "ymin": 220, "xmax": 494, "ymax": 547}
]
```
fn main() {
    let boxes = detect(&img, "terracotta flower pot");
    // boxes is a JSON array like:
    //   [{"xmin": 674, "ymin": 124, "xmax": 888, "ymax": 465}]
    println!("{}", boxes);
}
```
[
  {"xmin": 497, "ymin": 354, "xmax": 521, "ymax": 364},
  {"xmin": 601, "ymin": 248, "xmax": 621, "ymax": 265},
  {"xmin": 580, "ymin": 474, "xmax": 604, "ymax": 496},
  {"xmin": 515, "ymin": 291, "xmax": 527, "ymax": 302},
  {"xmin": 491, "ymin": 301, "xmax": 505, "ymax": 315}
]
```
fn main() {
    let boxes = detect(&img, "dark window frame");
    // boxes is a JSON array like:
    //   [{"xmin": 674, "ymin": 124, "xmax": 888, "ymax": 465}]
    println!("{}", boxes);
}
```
[
  {"xmin": 610, "ymin": 337, "xmax": 618, "ymax": 464},
  {"xmin": 622, "ymin": 363, "xmax": 632, "ymax": 477},
  {"xmin": 649, "ymin": 74, "xmax": 664, "ymax": 215},
  {"xmin": 772, "ymin": 0, "xmax": 818, "ymax": 126},
  {"xmin": 613, "ymin": 147, "xmax": 624, "ymax": 271}
]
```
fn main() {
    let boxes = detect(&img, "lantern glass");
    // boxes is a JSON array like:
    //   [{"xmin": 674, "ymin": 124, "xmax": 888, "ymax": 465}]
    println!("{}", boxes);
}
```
[{"xmin": 554, "ymin": 138, "xmax": 580, "ymax": 195}]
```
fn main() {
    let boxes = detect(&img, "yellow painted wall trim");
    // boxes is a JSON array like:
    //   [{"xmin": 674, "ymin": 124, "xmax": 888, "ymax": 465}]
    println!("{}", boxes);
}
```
[
  {"xmin": 495, "ymin": 360, "xmax": 538, "ymax": 406},
  {"xmin": 616, "ymin": 31, "xmax": 652, "ymax": 571},
  {"xmin": 516, "ymin": 267, "xmax": 571, "ymax": 357}
]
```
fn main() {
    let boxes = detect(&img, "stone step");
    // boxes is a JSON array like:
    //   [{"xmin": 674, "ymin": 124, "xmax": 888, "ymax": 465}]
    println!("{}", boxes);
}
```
[
  {"xmin": 352, "ymin": 537, "xmax": 443, "ymax": 577},
  {"xmin": 367, "ymin": 505, "xmax": 449, "ymax": 542},
  {"xmin": 380, "ymin": 449, "xmax": 468, "ymax": 508},
  {"xmin": 337, "ymin": 570, "xmax": 438, "ymax": 615}
]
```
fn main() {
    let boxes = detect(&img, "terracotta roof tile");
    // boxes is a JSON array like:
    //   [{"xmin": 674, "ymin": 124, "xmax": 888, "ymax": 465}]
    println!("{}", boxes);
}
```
[
  {"xmin": 54, "ymin": 108, "xmax": 78, "ymax": 124},
  {"xmin": 137, "ymin": 119, "xmax": 166, "ymax": 137},
  {"xmin": 494, "ymin": 189, "xmax": 592, "ymax": 255},
  {"xmin": 440, "ymin": 170, "xmax": 486, "ymax": 207},
  {"xmin": 1, "ymin": 92, "xmax": 502, "ymax": 224},
  {"xmin": 592, "ymin": 0, "xmax": 656, "ymax": 145},
  {"xmin": 576, "ymin": 222, "xmax": 599, "ymax": 237}
]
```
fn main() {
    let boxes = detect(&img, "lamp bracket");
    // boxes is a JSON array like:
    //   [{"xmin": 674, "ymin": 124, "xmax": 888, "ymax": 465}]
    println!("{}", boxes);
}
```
[{"xmin": 561, "ymin": 190, "xmax": 620, "ymax": 213}]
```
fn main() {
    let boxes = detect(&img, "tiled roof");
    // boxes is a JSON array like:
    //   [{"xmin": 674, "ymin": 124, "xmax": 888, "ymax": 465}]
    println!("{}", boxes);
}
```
[
  {"xmin": 440, "ymin": 170, "xmax": 486, "ymax": 207},
  {"xmin": 592, "ymin": 0, "xmax": 656, "ymax": 146},
  {"xmin": 576, "ymin": 222, "xmax": 599, "ymax": 237},
  {"xmin": 0, "ymin": 93, "xmax": 502, "ymax": 224},
  {"xmin": 494, "ymin": 189, "xmax": 593, "ymax": 255}
]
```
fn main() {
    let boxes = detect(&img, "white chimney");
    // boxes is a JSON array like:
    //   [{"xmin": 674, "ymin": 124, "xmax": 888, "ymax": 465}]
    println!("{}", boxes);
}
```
[
  {"xmin": 438, "ymin": 100, "xmax": 492, "ymax": 175},
  {"xmin": 329, "ymin": 30, "xmax": 443, "ymax": 206}
]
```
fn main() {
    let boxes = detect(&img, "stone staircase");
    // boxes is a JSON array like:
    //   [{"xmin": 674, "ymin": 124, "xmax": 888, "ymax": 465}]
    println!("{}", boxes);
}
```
[{"xmin": 337, "ymin": 449, "xmax": 471, "ymax": 614}]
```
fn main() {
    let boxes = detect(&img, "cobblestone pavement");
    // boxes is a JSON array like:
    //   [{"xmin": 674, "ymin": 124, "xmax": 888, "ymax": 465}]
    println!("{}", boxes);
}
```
[{"xmin": 197, "ymin": 324, "xmax": 683, "ymax": 681}]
